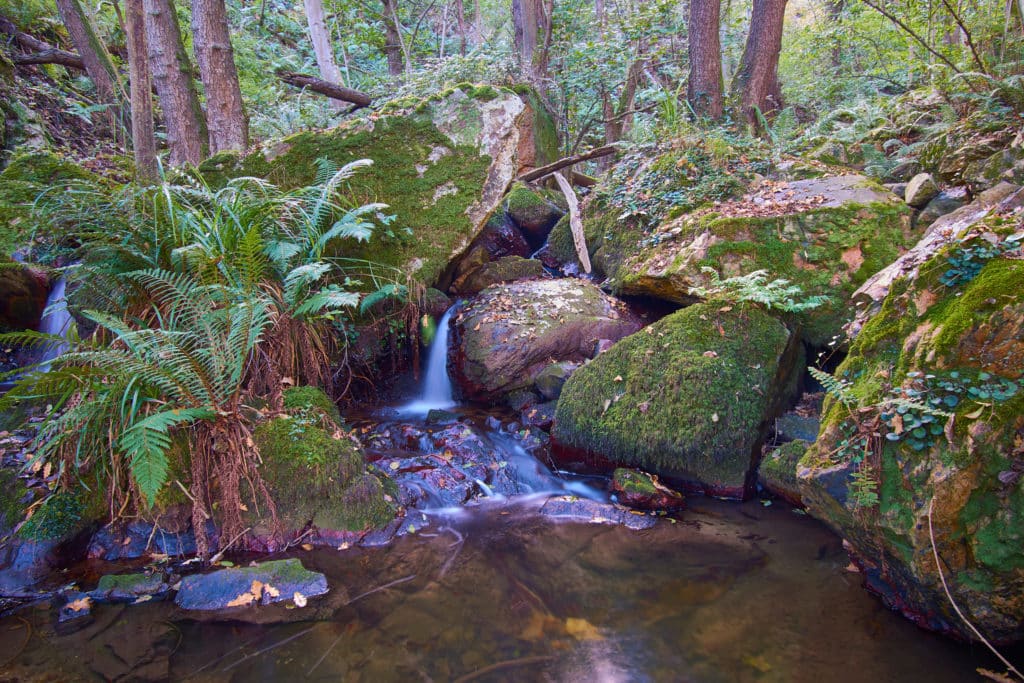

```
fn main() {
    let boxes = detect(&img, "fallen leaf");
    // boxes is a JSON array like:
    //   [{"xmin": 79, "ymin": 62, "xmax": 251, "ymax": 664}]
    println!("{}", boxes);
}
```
[
  {"xmin": 711, "ymin": 413, "xmax": 719, "ymax": 423},
  {"xmin": 293, "ymin": 592, "xmax": 308, "ymax": 608},
  {"xmin": 226, "ymin": 592, "xmax": 255, "ymax": 608},
  {"xmin": 264, "ymin": 584, "xmax": 280, "ymax": 599},
  {"xmin": 301, "ymin": 543, "xmax": 313, "ymax": 551},
  {"xmin": 565, "ymin": 617, "xmax": 603, "ymax": 641},
  {"xmin": 250, "ymin": 580, "xmax": 265, "ymax": 602},
  {"xmin": 66, "ymin": 596, "xmax": 92, "ymax": 612},
  {"xmin": 613, "ymin": 375, "xmax": 623, "ymax": 382},
  {"xmin": 389, "ymin": 461, "xmax": 400, "ymax": 470},
  {"xmin": 133, "ymin": 595, "xmax": 153, "ymax": 604}
]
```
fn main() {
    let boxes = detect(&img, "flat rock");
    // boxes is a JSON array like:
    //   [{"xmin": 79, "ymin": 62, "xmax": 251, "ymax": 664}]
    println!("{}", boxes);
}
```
[
  {"xmin": 174, "ymin": 558, "xmax": 328, "ymax": 611},
  {"xmin": 539, "ymin": 496, "xmax": 657, "ymax": 530}
]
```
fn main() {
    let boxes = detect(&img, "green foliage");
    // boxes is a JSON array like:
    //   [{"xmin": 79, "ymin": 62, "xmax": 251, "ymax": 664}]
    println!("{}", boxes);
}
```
[
  {"xmin": 688, "ymin": 267, "xmax": 830, "ymax": 313},
  {"xmin": 809, "ymin": 365, "xmax": 856, "ymax": 407},
  {"xmin": 849, "ymin": 461, "xmax": 880, "ymax": 510},
  {"xmin": 940, "ymin": 235, "xmax": 1022, "ymax": 288}
]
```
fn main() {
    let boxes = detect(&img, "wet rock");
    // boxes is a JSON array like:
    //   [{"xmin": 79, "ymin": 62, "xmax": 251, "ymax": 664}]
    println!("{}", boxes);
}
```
[
  {"xmin": 553, "ymin": 303, "xmax": 800, "ymax": 499},
  {"xmin": 799, "ymin": 201, "xmax": 1024, "ymax": 641},
  {"xmin": 175, "ymin": 558, "xmax": 328, "ymax": 611},
  {"xmin": 916, "ymin": 188, "xmax": 968, "ymax": 227},
  {"xmin": 610, "ymin": 469, "xmax": 685, "ymax": 511},
  {"xmin": 758, "ymin": 440, "xmax": 807, "ymax": 507},
  {"xmin": 540, "ymin": 495, "xmax": 657, "ymax": 530},
  {"xmin": 520, "ymin": 401, "xmax": 557, "ymax": 431},
  {"xmin": 90, "ymin": 572, "xmax": 169, "ymax": 603},
  {"xmin": 451, "ymin": 279, "xmax": 640, "ymax": 404},
  {"xmin": 57, "ymin": 591, "xmax": 93, "ymax": 628},
  {"xmin": 422, "ymin": 288, "xmax": 452, "ymax": 318},
  {"xmin": 773, "ymin": 413, "xmax": 820, "ymax": 443},
  {"xmin": 534, "ymin": 361, "xmax": 579, "ymax": 401},
  {"xmin": 451, "ymin": 255, "xmax": 544, "ymax": 295},
  {"xmin": 425, "ymin": 409, "xmax": 460, "ymax": 425},
  {"xmin": 0, "ymin": 256, "xmax": 48, "ymax": 332},
  {"xmin": 87, "ymin": 519, "xmax": 205, "ymax": 561},
  {"xmin": 904, "ymin": 173, "xmax": 939, "ymax": 208}
]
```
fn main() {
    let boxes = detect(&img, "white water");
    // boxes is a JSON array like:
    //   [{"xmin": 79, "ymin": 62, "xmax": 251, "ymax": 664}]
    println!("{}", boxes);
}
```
[
  {"xmin": 398, "ymin": 305, "xmax": 457, "ymax": 416},
  {"xmin": 36, "ymin": 275, "xmax": 73, "ymax": 372}
]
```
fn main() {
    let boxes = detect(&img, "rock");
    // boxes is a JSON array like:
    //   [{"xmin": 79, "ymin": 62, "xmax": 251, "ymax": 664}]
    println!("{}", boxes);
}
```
[
  {"xmin": 582, "ymin": 174, "xmax": 912, "ymax": 346},
  {"xmin": 281, "ymin": 385, "xmax": 342, "ymax": 425},
  {"xmin": 90, "ymin": 572, "xmax": 169, "ymax": 603},
  {"xmin": 174, "ymin": 558, "xmax": 328, "ymax": 611},
  {"xmin": 444, "ymin": 212, "xmax": 531, "ymax": 291},
  {"xmin": 773, "ymin": 412, "xmax": 820, "ymax": 443},
  {"xmin": 451, "ymin": 255, "xmax": 545, "ymax": 295},
  {"xmin": 916, "ymin": 188, "xmax": 968, "ymax": 227},
  {"xmin": 850, "ymin": 183, "xmax": 1022, "ymax": 335},
  {"xmin": 904, "ymin": 173, "xmax": 940, "ymax": 208},
  {"xmin": 758, "ymin": 440, "xmax": 807, "ymax": 507},
  {"xmin": 520, "ymin": 401, "xmax": 557, "ymax": 431},
  {"xmin": 534, "ymin": 361, "xmax": 580, "ymax": 401},
  {"xmin": 883, "ymin": 182, "xmax": 908, "ymax": 198},
  {"xmin": 421, "ymin": 288, "xmax": 452, "ymax": 318},
  {"xmin": 610, "ymin": 468, "xmax": 685, "ymax": 511},
  {"xmin": 885, "ymin": 160, "xmax": 921, "ymax": 183},
  {"xmin": 798, "ymin": 208, "xmax": 1024, "ymax": 642},
  {"xmin": 251, "ymin": 413, "xmax": 396, "ymax": 546},
  {"xmin": 451, "ymin": 279, "xmax": 640, "ymax": 404},
  {"xmin": 539, "ymin": 495, "xmax": 657, "ymax": 530},
  {"xmin": 57, "ymin": 591, "xmax": 94, "ymax": 628},
  {"xmin": 552, "ymin": 303, "xmax": 800, "ymax": 498},
  {"xmin": 808, "ymin": 141, "xmax": 848, "ymax": 166},
  {"xmin": 502, "ymin": 182, "xmax": 565, "ymax": 247},
  {"xmin": 87, "ymin": 518, "xmax": 207, "ymax": 560},
  {"xmin": 0, "ymin": 256, "xmax": 49, "ymax": 332},
  {"xmin": 197, "ymin": 84, "xmax": 557, "ymax": 289}
]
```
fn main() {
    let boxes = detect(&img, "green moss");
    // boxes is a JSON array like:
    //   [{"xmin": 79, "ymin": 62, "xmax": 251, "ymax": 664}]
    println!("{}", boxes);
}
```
[
  {"xmin": 283, "ymin": 386, "xmax": 342, "ymax": 425},
  {"xmin": 760, "ymin": 440, "xmax": 808, "ymax": 492},
  {"xmin": 200, "ymin": 115, "xmax": 492, "ymax": 287},
  {"xmin": 324, "ymin": 473, "xmax": 396, "ymax": 531},
  {"xmin": 0, "ymin": 468, "xmax": 24, "ymax": 534},
  {"xmin": 553, "ymin": 302, "xmax": 796, "ymax": 491},
  {"xmin": 612, "ymin": 468, "xmax": 661, "ymax": 495},
  {"xmin": 17, "ymin": 489, "xmax": 99, "ymax": 542},
  {"xmin": 928, "ymin": 259, "xmax": 1024, "ymax": 359}
]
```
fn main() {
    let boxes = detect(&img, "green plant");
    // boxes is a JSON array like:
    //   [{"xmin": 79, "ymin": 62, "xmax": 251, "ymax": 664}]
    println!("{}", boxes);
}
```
[
  {"xmin": 940, "ymin": 235, "xmax": 1022, "ymax": 288},
  {"xmin": 688, "ymin": 267, "xmax": 830, "ymax": 313}
]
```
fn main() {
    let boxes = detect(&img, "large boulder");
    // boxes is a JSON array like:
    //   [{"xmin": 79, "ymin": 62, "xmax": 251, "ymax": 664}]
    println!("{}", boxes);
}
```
[
  {"xmin": 198, "ymin": 84, "xmax": 557, "ymax": 288},
  {"xmin": 0, "ymin": 256, "xmax": 48, "ymax": 331},
  {"xmin": 797, "ymin": 195, "xmax": 1024, "ymax": 642},
  {"xmin": 450, "ymin": 279, "xmax": 640, "ymax": 404},
  {"xmin": 552, "ymin": 303, "xmax": 800, "ymax": 498},
  {"xmin": 553, "ymin": 174, "xmax": 913, "ymax": 346}
]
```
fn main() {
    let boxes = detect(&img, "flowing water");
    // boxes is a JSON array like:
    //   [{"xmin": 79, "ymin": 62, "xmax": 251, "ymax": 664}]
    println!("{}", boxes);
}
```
[
  {"xmin": 0, "ymin": 306, "xmax": 1017, "ymax": 681},
  {"xmin": 397, "ymin": 305, "xmax": 458, "ymax": 417},
  {"xmin": 34, "ymin": 274, "xmax": 73, "ymax": 372}
]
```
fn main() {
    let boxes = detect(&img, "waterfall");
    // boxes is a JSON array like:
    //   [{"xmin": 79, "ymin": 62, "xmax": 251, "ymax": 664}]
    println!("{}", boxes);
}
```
[
  {"xmin": 36, "ymin": 274, "xmax": 72, "ymax": 371},
  {"xmin": 398, "ymin": 305, "xmax": 457, "ymax": 416}
]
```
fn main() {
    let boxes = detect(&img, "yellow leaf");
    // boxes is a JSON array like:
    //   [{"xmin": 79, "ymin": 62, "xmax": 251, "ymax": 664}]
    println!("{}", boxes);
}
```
[
  {"xmin": 565, "ymin": 617, "xmax": 603, "ymax": 641},
  {"xmin": 226, "ymin": 592, "xmax": 255, "ymax": 608},
  {"xmin": 301, "ymin": 543, "xmax": 313, "ymax": 551},
  {"xmin": 238, "ymin": 503, "xmax": 249, "ymax": 512},
  {"xmin": 264, "ymin": 584, "xmax": 280, "ymax": 599},
  {"xmin": 964, "ymin": 406, "xmax": 986, "ymax": 420},
  {"xmin": 293, "ymin": 591, "xmax": 308, "ymax": 608},
  {"xmin": 66, "ymin": 597, "xmax": 92, "ymax": 612},
  {"xmin": 250, "ymin": 580, "xmax": 265, "ymax": 602}
]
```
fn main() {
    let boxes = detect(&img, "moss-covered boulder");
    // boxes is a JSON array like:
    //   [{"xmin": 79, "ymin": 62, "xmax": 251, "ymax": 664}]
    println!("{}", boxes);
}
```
[
  {"xmin": 600, "ymin": 175, "xmax": 912, "ymax": 346},
  {"xmin": 198, "ymin": 84, "xmax": 557, "ymax": 288},
  {"xmin": 797, "ymin": 200, "xmax": 1024, "ymax": 642},
  {"xmin": 450, "ymin": 255, "xmax": 544, "ymax": 294},
  {"xmin": 252, "ymin": 413, "xmax": 395, "ymax": 540},
  {"xmin": 552, "ymin": 303, "xmax": 800, "ymax": 498},
  {"xmin": 450, "ymin": 279, "xmax": 640, "ymax": 404},
  {"xmin": 282, "ymin": 385, "xmax": 342, "ymax": 425},
  {"xmin": 502, "ymin": 181, "xmax": 565, "ymax": 247}
]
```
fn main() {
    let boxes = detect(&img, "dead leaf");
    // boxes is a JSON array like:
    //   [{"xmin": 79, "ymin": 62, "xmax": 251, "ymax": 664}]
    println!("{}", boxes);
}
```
[
  {"xmin": 264, "ymin": 584, "xmax": 280, "ymax": 599},
  {"xmin": 250, "ymin": 580, "xmax": 265, "ymax": 602},
  {"xmin": 565, "ymin": 617, "xmax": 603, "ymax": 641},
  {"xmin": 226, "ymin": 592, "xmax": 256, "ymax": 608},
  {"xmin": 301, "ymin": 543, "xmax": 313, "ymax": 551},
  {"xmin": 703, "ymin": 350, "xmax": 718, "ymax": 358},
  {"xmin": 613, "ymin": 375, "xmax": 623, "ymax": 382},
  {"xmin": 66, "ymin": 596, "xmax": 92, "ymax": 612},
  {"xmin": 293, "ymin": 591, "xmax": 308, "ymax": 608}
]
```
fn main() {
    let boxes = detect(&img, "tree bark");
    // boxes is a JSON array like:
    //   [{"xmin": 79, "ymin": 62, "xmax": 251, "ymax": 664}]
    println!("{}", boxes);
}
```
[
  {"xmin": 277, "ymin": 72, "xmax": 372, "ymax": 108},
  {"xmin": 731, "ymin": 0, "xmax": 787, "ymax": 129},
  {"xmin": 304, "ymin": 0, "xmax": 345, "ymax": 110},
  {"xmin": 381, "ymin": 0, "xmax": 404, "ymax": 76},
  {"xmin": 454, "ymin": 0, "xmax": 467, "ymax": 55},
  {"xmin": 144, "ymin": 0, "xmax": 207, "ymax": 165},
  {"xmin": 191, "ymin": 0, "xmax": 248, "ymax": 153},
  {"xmin": 687, "ymin": 0, "xmax": 724, "ymax": 119},
  {"xmin": 516, "ymin": 145, "xmax": 618, "ymax": 183},
  {"xmin": 512, "ymin": 0, "xmax": 552, "ymax": 84},
  {"xmin": 125, "ymin": 0, "xmax": 158, "ymax": 182},
  {"xmin": 54, "ymin": 0, "xmax": 128, "ymax": 134}
]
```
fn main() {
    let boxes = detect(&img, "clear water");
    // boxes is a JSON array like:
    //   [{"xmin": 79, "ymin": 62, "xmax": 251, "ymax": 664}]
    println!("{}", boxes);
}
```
[
  {"xmin": 0, "ymin": 498, "xmax": 1009, "ymax": 682},
  {"xmin": 397, "ymin": 305, "xmax": 457, "ymax": 417}
]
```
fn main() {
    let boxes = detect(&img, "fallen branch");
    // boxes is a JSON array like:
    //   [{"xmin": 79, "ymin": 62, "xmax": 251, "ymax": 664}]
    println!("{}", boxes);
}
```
[
  {"xmin": 516, "ymin": 145, "xmax": 618, "ymax": 184},
  {"xmin": 553, "ymin": 171, "xmax": 592, "ymax": 274},
  {"xmin": 276, "ymin": 71, "xmax": 372, "ymax": 109},
  {"xmin": 12, "ymin": 48, "xmax": 85, "ymax": 70}
]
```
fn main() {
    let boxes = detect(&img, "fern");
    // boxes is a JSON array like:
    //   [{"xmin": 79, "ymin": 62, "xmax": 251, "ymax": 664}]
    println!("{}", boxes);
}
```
[
  {"xmin": 689, "ymin": 267, "xmax": 830, "ymax": 313},
  {"xmin": 120, "ymin": 407, "xmax": 215, "ymax": 505},
  {"xmin": 809, "ymin": 366, "xmax": 857, "ymax": 407},
  {"xmin": 359, "ymin": 283, "xmax": 408, "ymax": 314}
]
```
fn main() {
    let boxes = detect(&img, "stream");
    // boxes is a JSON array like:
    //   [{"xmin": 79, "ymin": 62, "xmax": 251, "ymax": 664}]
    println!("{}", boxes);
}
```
[{"xmin": 0, "ymin": 308, "xmax": 1017, "ymax": 681}]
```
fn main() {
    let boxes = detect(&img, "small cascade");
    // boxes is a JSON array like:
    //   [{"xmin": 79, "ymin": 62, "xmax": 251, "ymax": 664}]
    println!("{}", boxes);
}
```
[
  {"xmin": 398, "ymin": 304, "xmax": 458, "ymax": 416},
  {"xmin": 35, "ymin": 274, "xmax": 73, "ymax": 371}
]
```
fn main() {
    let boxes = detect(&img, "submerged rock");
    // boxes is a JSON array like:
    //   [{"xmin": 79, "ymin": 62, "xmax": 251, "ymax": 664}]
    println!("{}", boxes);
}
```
[
  {"xmin": 174, "ymin": 558, "xmax": 328, "ymax": 611},
  {"xmin": 451, "ymin": 279, "xmax": 640, "ymax": 404},
  {"xmin": 758, "ymin": 440, "xmax": 807, "ymax": 507},
  {"xmin": 539, "ymin": 495, "xmax": 657, "ymax": 530},
  {"xmin": 552, "ymin": 303, "xmax": 800, "ymax": 498},
  {"xmin": 798, "ymin": 198, "xmax": 1024, "ymax": 642}
]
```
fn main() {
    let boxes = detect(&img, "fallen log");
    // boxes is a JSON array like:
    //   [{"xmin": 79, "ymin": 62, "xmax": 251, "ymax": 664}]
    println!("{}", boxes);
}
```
[
  {"xmin": 553, "ymin": 171, "xmax": 592, "ymax": 274},
  {"xmin": 277, "ymin": 71, "xmax": 372, "ymax": 109},
  {"xmin": 12, "ymin": 49, "xmax": 84, "ymax": 70},
  {"xmin": 516, "ymin": 145, "xmax": 618, "ymax": 184}
]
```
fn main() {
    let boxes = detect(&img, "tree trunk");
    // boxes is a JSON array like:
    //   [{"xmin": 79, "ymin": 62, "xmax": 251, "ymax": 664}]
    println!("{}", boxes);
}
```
[
  {"xmin": 512, "ymin": 0, "xmax": 552, "ymax": 84},
  {"xmin": 471, "ymin": 0, "xmax": 482, "ymax": 46},
  {"xmin": 454, "ymin": 0, "xmax": 467, "ymax": 55},
  {"xmin": 731, "ymin": 0, "xmax": 788, "ymax": 129},
  {"xmin": 687, "ymin": 0, "xmax": 724, "ymax": 119},
  {"xmin": 144, "ymin": 0, "xmax": 207, "ymax": 165},
  {"xmin": 54, "ymin": 0, "xmax": 128, "ymax": 136},
  {"xmin": 191, "ymin": 0, "xmax": 248, "ymax": 152},
  {"xmin": 125, "ymin": 0, "xmax": 157, "ymax": 182},
  {"xmin": 304, "ymin": 0, "xmax": 345, "ymax": 110},
  {"xmin": 381, "ymin": 0, "xmax": 404, "ymax": 76}
]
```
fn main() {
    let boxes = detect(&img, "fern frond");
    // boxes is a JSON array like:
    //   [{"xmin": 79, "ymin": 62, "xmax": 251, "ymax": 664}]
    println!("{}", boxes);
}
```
[
  {"xmin": 359, "ymin": 283, "xmax": 408, "ymax": 314},
  {"xmin": 120, "ymin": 407, "xmax": 216, "ymax": 506},
  {"xmin": 809, "ymin": 366, "xmax": 857, "ymax": 407}
]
